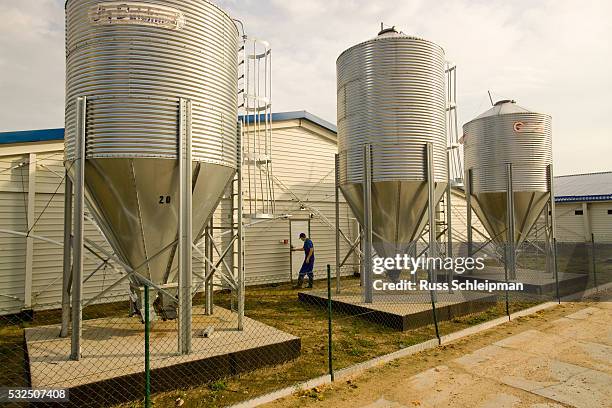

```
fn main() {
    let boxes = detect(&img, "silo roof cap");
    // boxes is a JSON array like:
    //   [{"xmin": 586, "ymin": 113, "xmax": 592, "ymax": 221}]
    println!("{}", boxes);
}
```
[
  {"xmin": 473, "ymin": 99, "xmax": 532, "ymax": 120},
  {"xmin": 377, "ymin": 26, "xmax": 402, "ymax": 38},
  {"xmin": 337, "ymin": 26, "xmax": 445, "ymax": 63}
]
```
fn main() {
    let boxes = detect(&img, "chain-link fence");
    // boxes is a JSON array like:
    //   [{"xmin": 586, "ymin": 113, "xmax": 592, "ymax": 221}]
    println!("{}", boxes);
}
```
[
  {"xmin": 1, "ymin": 153, "xmax": 610, "ymax": 407},
  {"xmin": 1, "ymin": 238, "xmax": 611, "ymax": 407}
]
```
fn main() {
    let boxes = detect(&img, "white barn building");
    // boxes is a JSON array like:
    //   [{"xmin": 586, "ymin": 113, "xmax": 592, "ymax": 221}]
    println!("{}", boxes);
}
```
[
  {"xmin": 1, "ymin": 112, "xmax": 608, "ymax": 315},
  {"xmin": 554, "ymin": 172, "xmax": 612, "ymax": 243},
  {"xmin": 0, "ymin": 112, "xmax": 357, "ymax": 314}
]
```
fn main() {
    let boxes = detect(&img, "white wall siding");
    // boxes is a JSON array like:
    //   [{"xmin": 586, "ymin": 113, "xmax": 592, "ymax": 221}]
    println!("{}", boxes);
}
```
[
  {"xmin": 589, "ymin": 202, "xmax": 612, "ymax": 242},
  {"xmin": 3, "ymin": 123, "xmax": 612, "ymax": 316},
  {"xmin": 555, "ymin": 203, "xmax": 588, "ymax": 242},
  {"xmin": 0, "ymin": 150, "xmax": 129, "ymax": 314},
  {"xmin": 0, "ymin": 154, "xmax": 30, "ymax": 313},
  {"xmin": 238, "ymin": 121, "xmax": 355, "ymax": 285}
]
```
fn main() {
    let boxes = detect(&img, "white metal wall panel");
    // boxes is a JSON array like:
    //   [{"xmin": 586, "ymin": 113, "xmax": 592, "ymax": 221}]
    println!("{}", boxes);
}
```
[
  {"xmin": 448, "ymin": 189, "xmax": 488, "ymax": 244},
  {"xmin": 0, "ymin": 194, "xmax": 27, "ymax": 313},
  {"xmin": 555, "ymin": 203, "xmax": 586, "ymax": 242},
  {"xmin": 241, "ymin": 200, "xmax": 356, "ymax": 285},
  {"xmin": 589, "ymin": 202, "xmax": 612, "ymax": 243},
  {"xmin": 0, "ymin": 155, "xmax": 28, "ymax": 313},
  {"xmin": 31, "ymin": 151, "xmax": 128, "ymax": 310},
  {"xmin": 263, "ymin": 126, "xmax": 338, "ymax": 202},
  {"xmin": 238, "ymin": 122, "xmax": 355, "ymax": 285}
]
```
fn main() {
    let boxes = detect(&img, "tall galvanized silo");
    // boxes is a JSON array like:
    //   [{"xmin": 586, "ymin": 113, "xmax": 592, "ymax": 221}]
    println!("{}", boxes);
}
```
[
  {"xmin": 463, "ymin": 100, "xmax": 552, "ymax": 251},
  {"xmin": 337, "ymin": 28, "xmax": 448, "ymax": 261},
  {"xmin": 64, "ymin": 0, "xmax": 238, "ymax": 290}
]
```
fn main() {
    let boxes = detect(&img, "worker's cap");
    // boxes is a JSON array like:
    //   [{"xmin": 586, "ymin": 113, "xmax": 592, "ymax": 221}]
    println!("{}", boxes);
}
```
[{"xmin": 299, "ymin": 232, "xmax": 306, "ymax": 238}]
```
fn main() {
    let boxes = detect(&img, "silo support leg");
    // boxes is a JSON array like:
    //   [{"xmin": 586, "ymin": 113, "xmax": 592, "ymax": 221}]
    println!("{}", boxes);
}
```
[
  {"xmin": 205, "ymin": 222, "xmax": 213, "ymax": 316},
  {"xmin": 362, "ymin": 145, "xmax": 373, "ymax": 304},
  {"xmin": 70, "ymin": 96, "xmax": 86, "ymax": 361},
  {"xmin": 237, "ymin": 122, "xmax": 245, "ymax": 331},
  {"xmin": 426, "ymin": 143, "xmax": 437, "ymax": 302},
  {"xmin": 335, "ymin": 154, "xmax": 341, "ymax": 294},
  {"xmin": 60, "ymin": 174, "xmax": 73, "ymax": 338},
  {"xmin": 547, "ymin": 163, "xmax": 560, "ymax": 302},
  {"xmin": 506, "ymin": 164, "xmax": 516, "ymax": 281},
  {"xmin": 178, "ymin": 99, "xmax": 193, "ymax": 355},
  {"xmin": 466, "ymin": 169, "xmax": 473, "ymax": 259},
  {"xmin": 446, "ymin": 149, "xmax": 453, "ymax": 292}
]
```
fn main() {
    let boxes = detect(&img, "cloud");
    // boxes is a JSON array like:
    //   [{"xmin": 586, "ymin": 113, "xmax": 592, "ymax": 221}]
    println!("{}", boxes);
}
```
[
  {"xmin": 220, "ymin": 0, "xmax": 612, "ymax": 174},
  {"xmin": 1, "ymin": 0, "xmax": 610, "ymax": 174},
  {"xmin": 0, "ymin": 0, "xmax": 64, "ymax": 131}
]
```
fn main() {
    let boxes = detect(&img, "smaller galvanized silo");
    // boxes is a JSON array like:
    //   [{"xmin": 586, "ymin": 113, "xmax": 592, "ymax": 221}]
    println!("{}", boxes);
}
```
[{"xmin": 463, "ymin": 100, "xmax": 552, "ymax": 246}]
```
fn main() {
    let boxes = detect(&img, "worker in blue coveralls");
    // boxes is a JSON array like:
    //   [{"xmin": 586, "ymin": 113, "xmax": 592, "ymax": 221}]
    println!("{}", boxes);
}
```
[{"xmin": 292, "ymin": 232, "xmax": 315, "ymax": 288}]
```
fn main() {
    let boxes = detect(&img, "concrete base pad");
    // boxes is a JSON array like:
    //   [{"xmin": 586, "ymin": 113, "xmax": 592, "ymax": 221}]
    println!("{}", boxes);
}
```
[
  {"xmin": 456, "ymin": 268, "xmax": 589, "ymax": 297},
  {"xmin": 25, "ymin": 307, "xmax": 300, "ymax": 407},
  {"xmin": 298, "ymin": 288, "xmax": 497, "ymax": 330}
]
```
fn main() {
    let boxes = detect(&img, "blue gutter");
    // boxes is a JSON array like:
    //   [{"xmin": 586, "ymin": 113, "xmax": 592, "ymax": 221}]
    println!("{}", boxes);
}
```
[
  {"xmin": 555, "ymin": 195, "xmax": 612, "ymax": 203},
  {"xmin": 0, "ymin": 128, "xmax": 64, "ymax": 145}
]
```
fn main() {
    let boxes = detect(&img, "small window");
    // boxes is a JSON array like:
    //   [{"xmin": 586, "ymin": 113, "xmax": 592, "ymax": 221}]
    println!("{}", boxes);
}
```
[
  {"xmin": 575, "ymin": 210, "xmax": 583, "ymax": 215},
  {"xmin": 608, "ymin": 210, "xmax": 612, "ymax": 215},
  {"xmin": 549, "ymin": 210, "xmax": 552, "ymax": 215}
]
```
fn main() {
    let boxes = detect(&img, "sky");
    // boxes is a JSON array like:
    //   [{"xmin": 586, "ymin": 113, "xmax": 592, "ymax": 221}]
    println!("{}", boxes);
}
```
[{"xmin": 0, "ymin": 0, "xmax": 610, "ymax": 176}]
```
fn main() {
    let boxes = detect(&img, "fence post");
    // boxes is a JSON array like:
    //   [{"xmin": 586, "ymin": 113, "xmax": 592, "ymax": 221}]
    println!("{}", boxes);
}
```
[
  {"xmin": 326, "ymin": 264, "xmax": 334, "ymax": 381},
  {"xmin": 144, "ymin": 284, "xmax": 151, "ymax": 408},
  {"xmin": 591, "ymin": 233, "xmax": 598, "ymax": 290},
  {"xmin": 504, "ymin": 243, "xmax": 510, "ymax": 320},
  {"xmin": 553, "ymin": 238, "xmax": 560, "ymax": 304}
]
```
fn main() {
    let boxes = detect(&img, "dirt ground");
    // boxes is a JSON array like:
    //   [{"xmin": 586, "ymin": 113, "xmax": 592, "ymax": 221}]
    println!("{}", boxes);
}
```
[{"xmin": 266, "ymin": 291, "xmax": 612, "ymax": 408}]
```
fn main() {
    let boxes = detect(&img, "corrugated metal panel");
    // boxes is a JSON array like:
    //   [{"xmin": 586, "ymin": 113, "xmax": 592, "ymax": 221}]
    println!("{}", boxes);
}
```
[
  {"xmin": 464, "ymin": 101, "xmax": 552, "ymax": 194},
  {"xmin": 337, "ymin": 33, "xmax": 447, "ymax": 184},
  {"xmin": 65, "ymin": 0, "xmax": 238, "ymax": 165},
  {"xmin": 31, "ymin": 192, "xmax": 127, "ymax": 309},
  {"xmin": 0, "ymin": 151, "xmax": 133, "ymax": 313}
]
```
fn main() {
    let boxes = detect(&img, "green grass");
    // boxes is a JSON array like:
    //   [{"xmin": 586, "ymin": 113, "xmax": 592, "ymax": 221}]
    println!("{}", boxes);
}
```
[
  {"xmin": 128, "ymin": 278, "xmax": 543, "ymax": 408},
  {"xmin": 0, "ymin": 273, "xmax": 591, "ymax": 408}
]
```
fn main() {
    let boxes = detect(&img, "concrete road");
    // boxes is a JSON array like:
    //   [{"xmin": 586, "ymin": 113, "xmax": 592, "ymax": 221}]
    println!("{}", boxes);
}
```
[
  {"xmin": 269, "ymin": 299, "xmax": 612, "ymax": 408},
  {"xmin": 375, "ymin": 304, "xmax": 612, "ymax": 408}
]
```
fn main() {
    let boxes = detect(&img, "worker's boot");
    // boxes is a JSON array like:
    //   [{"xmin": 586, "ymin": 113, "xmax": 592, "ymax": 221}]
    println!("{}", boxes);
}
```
[
  {"xmin": 307, "ymin": 275, "xmax": 313, "ymax": 288},
  {"xmin": 293, "ymin": 276, "xmax": 304, "ymax": 289}
]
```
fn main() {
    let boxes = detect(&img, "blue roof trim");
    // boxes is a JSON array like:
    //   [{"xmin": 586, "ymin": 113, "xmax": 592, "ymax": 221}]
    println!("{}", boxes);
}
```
[
  {"xmin": 241, "ymin": 111, "xmax": 337, "ymax": 133},
  {"xmin": 555, "ymin": 194, "xmax": 612, "ymax": 203},
  {"xmin": 0, "ymin": 111, "xmax": 337, "ymax": 145},
  {"xmin": 0, "ymin": 128, "xmax": 65, "ymax": 145}
]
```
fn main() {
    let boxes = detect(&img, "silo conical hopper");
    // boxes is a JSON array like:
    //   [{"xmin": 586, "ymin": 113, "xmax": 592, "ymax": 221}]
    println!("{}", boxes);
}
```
[
  {"xmin": 463, "ymin": 100, "xmax": 552, "ymax": 248},
  {"xmin": 337, "ymin": 28, "xmax": 448, "ymax": 258},
  {"xmin": 64, "ymin": 0, "xmax": 238, "ymax": 301}
]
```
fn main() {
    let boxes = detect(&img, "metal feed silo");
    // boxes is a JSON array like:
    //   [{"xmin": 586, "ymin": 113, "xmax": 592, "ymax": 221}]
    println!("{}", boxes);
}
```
[
  {"xmin": 463, "ymin": 100, "xmax": 552, "ymax": 248},
  {"xmin": 64, "ymin": 0, "xmax": 238, "ymax": 293},
  {"xmin": 337, "ymin": 28, "xmax": 448, "ymax": 258}
]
